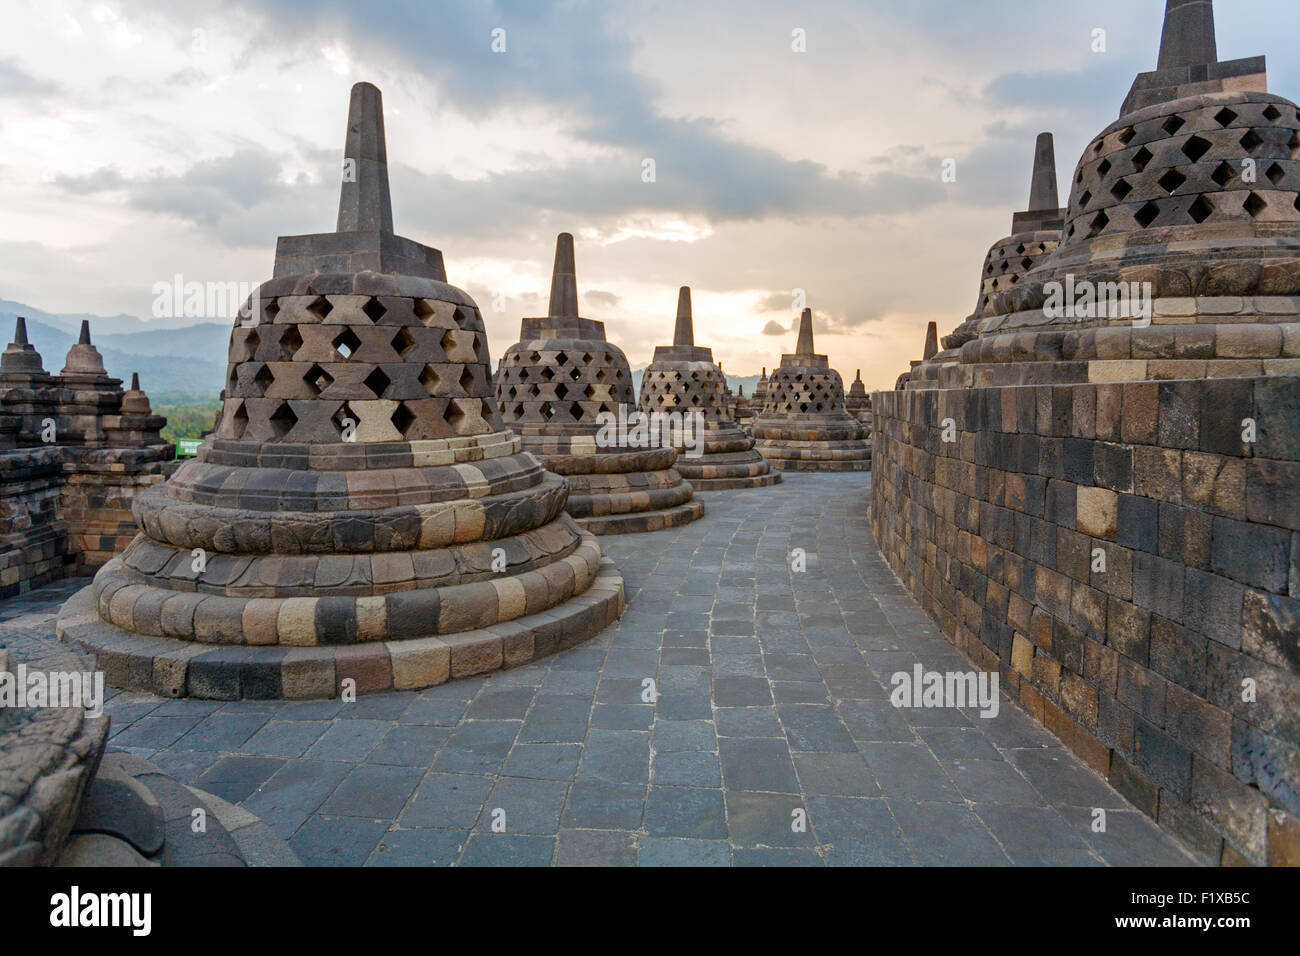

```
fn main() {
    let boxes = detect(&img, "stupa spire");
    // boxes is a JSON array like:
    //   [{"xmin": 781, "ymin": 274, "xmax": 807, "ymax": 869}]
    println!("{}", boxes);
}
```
[
  {"xmin": 78, "ymin": 320, "xmax": 91, "ymax": 345},
  {"xmin": 1157, "ymin": 0, "xmax": 1217, "ymax": 70},
  {"xmin": 673, "ymin": 287, "xmax": 694, "ymax": 347},
  {"xmin": 795, "ymin": 308, "xmax": 815, "ymax": 356},
  {"xmin": 923, "ymin": 322, "xmax": 939, "ymax": 361},
  {"xmin": 547, "ymin": 233, "xmax": 579, "ymax": 320},
  {"xmin": 335, "ymin": 81, "xmax": 394, "ymax": 234},
  {"xmin": 14, "ymin": 315, "xmax": 28, "ymax": 345},
  {"xmin": 1027, "ymin": 133, "xmax": 1059, "ymax": 212}
]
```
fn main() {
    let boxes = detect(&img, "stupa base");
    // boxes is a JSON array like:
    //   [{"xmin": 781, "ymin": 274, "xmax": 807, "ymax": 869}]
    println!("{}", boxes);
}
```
[
  {"xmin": 56, "ymin": 558, "xmax": 625, "ymax": 699},
  {"xmin": 756, "ymin": 439, "xmax": 873, "ymax": 472},
  {"xmin": 574, "ymin": 499, "xmax": 705, "ymax": 534}
]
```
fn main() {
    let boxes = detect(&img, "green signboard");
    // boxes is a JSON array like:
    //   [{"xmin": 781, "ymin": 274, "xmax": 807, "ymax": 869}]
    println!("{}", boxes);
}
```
[{"xmin": 176, "ymin": 438, "xmax": 203, "ymax": 458}]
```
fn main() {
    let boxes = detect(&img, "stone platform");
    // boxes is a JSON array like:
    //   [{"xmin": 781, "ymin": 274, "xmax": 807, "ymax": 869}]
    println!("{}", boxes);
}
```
[{"xmin": 7, "ymin": 475, "xmax": 1201, "ymax": 866}]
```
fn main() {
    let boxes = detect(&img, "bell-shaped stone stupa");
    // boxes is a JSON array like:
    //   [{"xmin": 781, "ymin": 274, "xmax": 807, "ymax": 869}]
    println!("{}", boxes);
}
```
[
  {"xmin": 638, "ymin": 287, "xmax": 780, "ymax": 489},
  {"xmin": 58, "ymin": 82, "xmax": 625, "ymax": 699},
  {"xmin": 494, "ymin": 235, "xmax": 703, "ymax": 532},
  {"xmin": 751, "ymin": 308, "xmax": 872, "ymax": 471}
]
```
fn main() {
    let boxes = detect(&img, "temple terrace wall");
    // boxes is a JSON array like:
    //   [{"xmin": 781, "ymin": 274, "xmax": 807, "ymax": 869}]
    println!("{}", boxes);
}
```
[{"xmin": 870, "ymin": 375, "xmax": 1300, "ymax": 866}]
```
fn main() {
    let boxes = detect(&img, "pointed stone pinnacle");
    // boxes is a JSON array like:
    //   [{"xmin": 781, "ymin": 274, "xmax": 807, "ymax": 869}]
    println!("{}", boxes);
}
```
[
  {"xmin": 795, "ymin": 308, "xmax": 815, "ymax": 356},
  {"xmin": 1157, "ymin": 0, "xmax": 1217, "ymax": 71},
  {"xmin": 130, "ymin": 372, "xmax": 140, "ymax": 390},
  {"xmin": 547, "ymin": 233, "xmax": 579, "ymax": 320},
  {"xmin": 673, "ymin": 286, "xmax": 694, "ymax": 347},
  {"xmin": 336, "ymin": 81, "xmax": 394, "ymax": 234},
  {"xmin": 14, "ymin": 316, "xmax": 27, "ymax": 345},
  {"xmin": 923, "ymin": 322, "xmax": 939, "ymax": 360},
  {"xmin": 79, "ymin": 320, "xmax": 91, "ymax": 345},
  {"xmin": 1028, "ymin": 133, "xmax": 1059, "ymax": 212},
  {"xmin": 855, "ymin": 369, "xmax": 862, "ymax": 382}
]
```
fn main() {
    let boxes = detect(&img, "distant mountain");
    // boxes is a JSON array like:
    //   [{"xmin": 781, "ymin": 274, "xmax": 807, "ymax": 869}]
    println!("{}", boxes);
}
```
[{"xmin": 0, "ymin": 302, "xmax": 230, "ymax": 403}]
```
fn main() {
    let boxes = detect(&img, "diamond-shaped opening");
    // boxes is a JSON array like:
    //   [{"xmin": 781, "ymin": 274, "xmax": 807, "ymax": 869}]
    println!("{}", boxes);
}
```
[
  {"xmin": 1135, "ymin": 201, "xmax": 1160, "ymax": 229},
  {"xmin": 459, "ymin": 367, "xmax": 475, "ymax": 394},
  {"xmin": 583, "ymin": 384, "xmax": 596, "ymax": 399},
  {"xmin": 1162, "ymin": 115, "xmax": 1186, "ymax": 136},
  {"xmin": 1243, "ymin": 192, "xmax": 1268, "ymax": 218},
  {"xmin": 569, "ymin": 402, "xmax": 584, "ymax": 421},
  {"xmin": 452, "ymin": 306, "xmax": 472, "ymax": 329},
  {"xmin": 554, "ymin": 351, "xmax": 568, "ymax": 366},
  {"xmin": 303, "ymin": 363, "xmax": 333, "ymax": 396},
  {"xmin": 1079, "ymin": 190, "xmax": 1092, "ymax": 208},
  {"xmin": 1110, "ymin": 178, "xmax": 1133, "ymax": 201},
  {"xmin": 361, "ymin": 297, "xmax": 386, "ymax": 324},
  {"xmin": 253, "ymin": 363, "xmax": 274, "ymax": 395},
  {"xmin": 539, "ymin": 401, "xmax": 555, "ymax": 420},
  {"xmin": 1182, "ymin": 135, "xmax": 1212, "ymax": 162},
  {"xmin": 1092, "ymin": 140, "xmax": 1105, "ymax": 155},
  {"xmin": 1000, "ymin": 261, "xmax": 1010, "ymax": 273},
  {"xmin": 279, "ymin": 325, "xmax": 302, "ymax": 360},
  {"xmin": 229, "ymin": 402, "xmax": 248, "ymax": 439},
  {"xmin": 413, "ymin": 299, "xmax": 436, "ymax": 324},
  {"xmin": 1133, "ymin": 147, "xmax": 1154, "ymax": 172},
  {"xmin": 391, "ymin": 402, "xmax": 415, "ymax": 437},
  {"xmin": 554, "ymin": 382, "xmax": 569, "ymax": 400},
  {"xmin": 1020, "ymin": 257, "xmax": 1033, "ymax": 271},
  {"xmin": 568, "ymin": 365, "xmax": 581, "ymax": 381},
  {"xmin": 333, "ymin": 328, "xmax": 361, "ymax": 359},
  {"xmin": 268, "ymin": 401, "xmax": 297, "ymax": 439},
  {"xmin": 1015, "ymin": 243, "xmax": 1026, "ymax": 254},
  {"xmin": 307, "ymin": 296, "xmax": 333, "ymax": 321},
  {"xmin": 1188, "ymin": 195, "xmax": 1214, "ymax": 223},
  {"xmin": 512, "ymin": 403, "xmax": 524, "ymax": 418},
  {"xmin": 1117, "ymin": 127, "xmax": 1136, "ymax": 146},
  {"xmin": 263, "ymin": 299, "xmax": 280, "ymax": 321},
  {"xmin": 1211, "ymin": 161, "xmax": 1235, "ymax": 187},
  {"xmin": 1262, "ymin": 104, "xmax": 1282, "ymax": 122},
  {"xmin": 1086, "ymin": 211, "xmax": 1110, "ymax": 238},
  {"xmin": 595, "ymin": 368, "xmax": 607, "ymax": 382},
  {"xmin": 540, "ymin": 366, "xmax": 554, "ymax": 382},
  {"xmin": 1239, "ymin": 130, "xmax": 1264, "ymax": 154},
  {"xmin": 1158, "ymin": 169, "xmax": 1187, "ymax": 194},
  {"xmin": 363, "ymin": 366, "xmax": 391, "ymax": 398},
  {"xmin": 1097, "ymin": 158, "xmax": 1112, "ymax": 178},
  {"xmin": 1265, "ymin": 162, "xmax": 1285, "ymax": 186},
  {"xmin": 1214, "ymin": 108, "xmax": 1239, "ymax": 128},
  {"xmin": 391, "ymin": 327, "xmax": 416, "ymax": 357},
  {"xmin": 331, "ymin": 403, "xmax": 355, "ymax": 438}
]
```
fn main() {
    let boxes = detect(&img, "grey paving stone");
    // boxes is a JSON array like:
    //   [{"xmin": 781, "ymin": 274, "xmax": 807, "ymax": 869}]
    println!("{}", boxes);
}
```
[
  {"xmin": 241, "ymin": 759, "xmax": 352, "ymax": 838},
  {"xmin": 652, "ymin": 751, "xmax": 722, "ymax": 788},
  {"xmin": 725, "ymin": 791, "xmax": 813, "ymax": 848},
  {"xmin": 366, "ymin": 726, "xmax": 450, "ymax": 766},
  {"xmin": 974, "ymin": 804, "xmax": 1099, "ymax": 866},
  {"xmin": 644, "ymin": 786, "xmax": 727, "ymax": 839},
  {"xmin": 396, "ymin": 697, "xmax": 467, "ymax": 726},
  {"xmin": 110, "ymin": 715, "xmax": 203, "ymax": 750},
  {"xmin": 779, "ymin": 704, "xmax": 858, "ymax": 752},
  {"xmin": 889, "ymin": 800, "xmax": 1010, "ymax": 866},
  {"xmin": 502, "ymin": 743, "xmax": 583, "ymax": 781},
  {"xmin": 639, "ymin": 837, "xmax": 729, "ymax": 866},
  {"xmin": 651, "ymin": 720, "xmax": 716, "ymax": 753},
  {"xmin": 859, "ymin": 742, "xmax": 961, "ymax": 802},
  {"xmin": 479, "ymin": 777, "xmax": 569, "ymax": 835},
  {"xmin": 366, "ymin": 828, "xmax": 466, "ymax": 866},
  {"xmin": 466, "ymin": 687, "xmax": 536, "ymax": 720},
  {"xmin": 562, "ymin": 781, "xmax": 645, "ymax": 830},
  {"xmin": 290, "ymin": 815, "xmax": 388, "ymax": 866},
  {"xmin": 1058, "ymin": 807, "xmax": 1201, "ymax": 867},
  {"xmin": 1007, "ymin": 748, "xmax": 1130, "ymax": 809},
  {"xmin": 808, "ymin": 795, "xmax": 914, "ymax": 865},
  {"xmin": 196, "ymin": 755, "xmax": 286, "ymax": 804},
  {"xmin": 734, "ymin": 847, "xmax": 824, "ymax": 866},
  {"xmin": 556, "ymin": 828, "xmax": 638, "ymax": 867},
  {"xmin": 943, "ymin": 758, "xmax": 1043, "ymax": 806},
  {"xmin": 239, "ymin": 720, "xmax": 330, "ymax": 758},
  {"xmin": 318, "ymin": 763, "xmax": 421, "ymax": 819},
  {"xmin": 591, "ymin": 703, "xmax": 655, "ymax": 731},
  {"xmin": 305, "ymin": 719, "xmax": 392, "ymax": 762},
  {"xmin": 793, "ymin": 752, "xmax": 880, "ymax": 797},
  {"xmin": 719, "ymin": 737, "xmax": 799, "ymax": 793},
  {"xmin": 714, "ymin": 706, "xmax": 784, "ymax": 738},
  {"xmin": 399, "ymin": 772, "xmax": 494, "ymax": 829},
  {"xmin": 432, "ymin": 720, "xmax": 521, "ymax": 773},
  {"xmin": 461, "ymin": 833, "xmax": 557, "ymax": 866},
  {"xmin": 578, "ymin": 730, "xmax": 651, "ymax": 784},
  {"xmin": 519, "ymin": 694, "xmax": 591, "ymax": 743},
  {"xmin": 918, "ymin": 726, "xmax": 1003, "ymax": 762}
]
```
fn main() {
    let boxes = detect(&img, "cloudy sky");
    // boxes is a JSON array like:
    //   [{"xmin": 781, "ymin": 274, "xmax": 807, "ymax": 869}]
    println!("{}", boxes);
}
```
[{"xmin": 0, "ymin": 0, "xmax": 1295, "ymax": 389}]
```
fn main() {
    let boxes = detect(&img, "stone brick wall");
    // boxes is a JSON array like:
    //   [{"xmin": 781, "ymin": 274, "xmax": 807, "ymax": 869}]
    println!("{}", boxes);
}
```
[{"xmin": 870, "ymin": 376, "xmax": 1300, "ymax": 866}]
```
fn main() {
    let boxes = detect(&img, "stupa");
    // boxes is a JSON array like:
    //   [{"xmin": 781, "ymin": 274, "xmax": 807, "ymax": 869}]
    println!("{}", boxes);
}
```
[
  {"xmin": 638, "ymin": 287, "xmax": 780, "ymax": 490},
  {"xmin": 57, "ymin": 82, "xmax": 624, "ymax": 699},
  {"xmin": 844, "ymin": 369, "xmax": 873, "ymax": 426},
  {"xmin": 906, "ymin": 133, "xmax": 1066, "ymax": 388},
  {"xmin": 751, "ymin": 308, "xmax": 872, "ymax": 471},
  {"xmin": 872, "ymin": 0, "xmax": 1300, "ymax": 866},
  {"xmin": 752, "ymin": 367, "xmax": 769, "ymax": 409},
  {"xmin": 494, "ymin": 235, "xmax": 703, "ymax": 532}
]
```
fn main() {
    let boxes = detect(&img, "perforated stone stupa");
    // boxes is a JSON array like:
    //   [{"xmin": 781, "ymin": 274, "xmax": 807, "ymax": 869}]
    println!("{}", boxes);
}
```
[
  {"xmin": 495, "ymin": 234, "xmax": 703, "ymax": 532},
  {"xmin": 872, "ymin": 0, "xmax": 1300, "ymax": 866},
  {"xmin": 751, "ymin": 308, "xmax": 871, "ymax": 471},
  {"xmin": 845, "ymin": 369, "xmax": 873, "ymax": 425},
  {"xmin": 638, "ymin": 287, "xmax": 780, "ymax": 490},
  {"xmin": 57, "ymin": 82, "xmax": 624, "ymax": 699}
]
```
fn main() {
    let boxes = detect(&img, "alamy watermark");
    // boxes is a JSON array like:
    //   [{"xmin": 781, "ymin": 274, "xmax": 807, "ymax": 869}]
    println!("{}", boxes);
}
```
[
  {"xmin": 152, "ymin": 273, "xmax": 261, "ymax": 321},
  {"xmin": 1043, "ymin": 274, "xmax": 1153, "ymax": 327},
  {"xmin": 890, "ymin": 664, "xmax": 1000, "ymax": 719},
  {"xmin": 595, "ymin": 407, "xmax": 705, "ymax": 459},
  {"xmin": 0, "ymin": 666, "xmax": 105, "ymax": 718}
]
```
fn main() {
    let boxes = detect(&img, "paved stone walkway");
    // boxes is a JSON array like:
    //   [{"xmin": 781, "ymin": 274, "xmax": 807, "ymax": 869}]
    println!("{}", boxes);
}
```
[{"xmin": 0, "ymin": 474, "xmax": 1199, "ymax": 866}]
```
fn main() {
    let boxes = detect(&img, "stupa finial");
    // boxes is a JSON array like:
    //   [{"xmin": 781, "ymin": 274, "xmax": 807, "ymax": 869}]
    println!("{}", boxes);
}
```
[
  {"xmin": 1028, "ymin": 133, "xmax": 1059, "ymax": 212},
  {"xmin": 336, "ymin": 81, "xmax": 394, "ymax": 234},
  {"xmin": 78, "ymin": 320, "xmax": 91, "ymax": 345},
  {"xmin": 1157, "ymin": 0, "xmax": 1217, "ymax": 71},
  {"xmin": 673, "ymin": 286, "xmax": 694, "ymax": 347},
  {"xmin": 923, "ymin": 322, "xmax": 939, "ymax": 360},
  {"xmin": 795, "ymin": 308, "xmax": 815, "ymax": 356},
  {"xmin": 547, "ymin": 233, "xmax": 579, "ymax": 320},
  {"xmin": 14, "ymin": 316, "xmax": 28, "ymax": 345}
]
